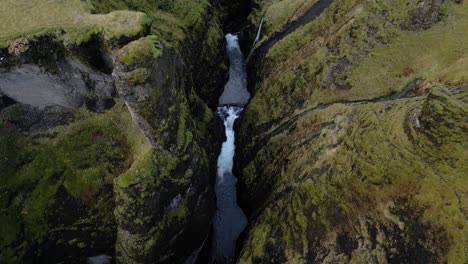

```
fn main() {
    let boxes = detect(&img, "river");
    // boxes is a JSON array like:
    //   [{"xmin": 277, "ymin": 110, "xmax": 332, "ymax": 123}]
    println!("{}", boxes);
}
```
[{"xmin": 211, "ymin": 33, "xmax": 249, "ymax": 262}]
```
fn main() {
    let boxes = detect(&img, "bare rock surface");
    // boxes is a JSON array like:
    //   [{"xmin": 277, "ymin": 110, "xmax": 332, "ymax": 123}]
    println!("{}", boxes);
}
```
[{"xmin": 0, "ymin": 58, "xmax": 114, "ymax": 109}]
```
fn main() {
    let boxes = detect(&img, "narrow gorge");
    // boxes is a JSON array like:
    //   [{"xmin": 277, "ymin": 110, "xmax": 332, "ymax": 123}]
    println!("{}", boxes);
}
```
[
  {"xmin": 212, "ymin": 34, "xmax": 249, "ymax": 262},
  {"xmin": 0, "ymin": 0, "xmax": 467, "ymax": 264}
]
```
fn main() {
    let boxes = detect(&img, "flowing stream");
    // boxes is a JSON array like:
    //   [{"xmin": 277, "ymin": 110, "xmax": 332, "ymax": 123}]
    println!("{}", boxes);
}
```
[{"xmin": 211, "ymin": 34, "xmax": 249, "ymax": 261}]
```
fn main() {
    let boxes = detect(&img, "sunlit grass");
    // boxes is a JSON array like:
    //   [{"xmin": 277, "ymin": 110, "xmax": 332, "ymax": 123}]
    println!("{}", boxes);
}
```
[
  {"xmin": 244, "ymin": 0, "xmax": 468, "ymax": 129},
  {"xmin": 265, "ymin": 0, "xmax": 318, "ymax": 35},
  {"xmin": 346, "ymin": 1, "xmax": 468, "ymax": 94},
  {"xmin": 0, "ymin": 0, "xmax": 149, "ymax": 48}
]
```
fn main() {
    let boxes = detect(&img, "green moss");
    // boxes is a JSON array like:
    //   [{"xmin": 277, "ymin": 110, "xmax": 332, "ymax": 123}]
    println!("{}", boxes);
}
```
[
  {"xmin": 118, "ymin": 35, "xmax": 162, "ymax": 67},
  {"xmin": 205, "ymin": 18, "xmax": 224, "ymax": 50},
  {"xmin": 0, "ymin": 210, "xmax": 22, "ymax": 262},
  {"xmin": 77, "ymin": 242, "xmax": 87, "ymax": 248},
  {"xmin": 168, "ymin": 205, "xmax": 189, "ymax": 222},
  {"xmin": 261, "ymin": 0, "xmax": 320, "ymax": 37},
  {"xmin": 114, "ymin": 144, "xmax": 204, "ymax": 262},
  {"xmin": 14, "ymin": 106, "xmax": 132, "ymax": 240},
  {"xmin": 113, "ymin": 88, "xmax": 211, "ymax": 262},
  {"xmin": 68, "ymin": 238, "xmax": 78, "ymax": 246},
  {"xmin": 126, "ymin": 68, "xmax": 151, "ymax": 85},
  {"xmin": 116, "ymin": 148, "xmax": 155, "ymax": 188},
  {"xmin": 176, "ymin": 102, "xmax": 195, "ymax": 153},
  {"xmin": 188, "ymin": 92, "xmax": 214, "ymax": 138},
  {"xmin": 419, "ymin": 87, "xmax": 468, "ymax": 145},
  {"xmin": 241, "ymin": 223, "xmax": 271, "ymax": 259},
  {"xmin": 150, "ymin": 11, "xmax": 186, "ymax": 46},
  {"xmin": 116, "ymin": 143, "xmax": 183, "ymax": 188},
  {"xmin": 0, "ymin": 101, "xmax": 147, "ymax": 260},
  {"xmin": 239, "ymin": 5, "xmax": 468, "ymax": 260},
  {"xmin": 240, "ymin": 89, "xmax": 467, "ymax": 262},
  {"xmin": 0, "ymin": 126, "xmax": 16, "ymax": 193},
  {"xmin": 172, "ymin": 0, "xmax": 209, "ymax": 28}
]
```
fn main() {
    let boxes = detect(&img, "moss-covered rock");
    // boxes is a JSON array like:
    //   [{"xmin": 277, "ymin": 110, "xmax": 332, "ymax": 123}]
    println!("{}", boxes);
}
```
[
  {"xmin": 118, "ymin": 36, "xmax": 161, "ymax": 68},
  {"xmin": 87, "ymin": 0, "xmax": 210, "ymax": 47},
  {"xmin": 0, "ymin": 102, "xmax": 146, "ymax": 263},
  {"xmin": 112, "ymin": 37, "xmax": 217, "ymax": 262},
  {"xmin": 419, "ymin": 87, "xmax": 468, "ymax": 145},
  {"xmin": 1, "ymin": 0, "xmax": 225, "ymax": 263}
]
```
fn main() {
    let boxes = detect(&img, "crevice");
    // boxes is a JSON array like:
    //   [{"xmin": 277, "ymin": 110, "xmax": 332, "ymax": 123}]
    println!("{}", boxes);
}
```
[
  {"xmin": 219, "ymin": 0, "xmax": 253, "ymax": 35},
  {"xmin": 71, "ymin": 37, "xmax": 114, "ymax": 74}
]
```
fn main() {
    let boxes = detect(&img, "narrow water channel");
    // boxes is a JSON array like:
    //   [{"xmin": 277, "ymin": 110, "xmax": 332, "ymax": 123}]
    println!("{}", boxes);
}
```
[{"xmin": 211, "ymin": 33, "xmax": 249, "ymax": 262}]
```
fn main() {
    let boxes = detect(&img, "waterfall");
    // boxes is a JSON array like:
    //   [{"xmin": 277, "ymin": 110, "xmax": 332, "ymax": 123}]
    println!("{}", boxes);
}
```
[
  {"xmin": 211, "ymin": 34, "xmax": 249, "ymax": 262},
  {"xmin": 246, "ymin": 12, "xmax": 266, "ymax": 63},
  {"xmin": 212, "ymin": 106, "xmax": 247, "ymax": 261}
]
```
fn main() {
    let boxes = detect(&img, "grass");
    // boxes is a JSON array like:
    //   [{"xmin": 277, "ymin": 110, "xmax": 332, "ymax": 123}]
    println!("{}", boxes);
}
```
[
  {"xmin": 87, "ymin": 0, "xmax": 211, "ymax": 47},
  {"xmin": 263, "ymin": 0, "xmax": 319, "ymax": 36},
  {"xmin": 243, "ymin": 0, "xmax": 468, "ymax": 130},
  {"xmin": 0, "ymin": 0, "xmax": 150, "ymax": 48},
  {"xmin": 346, "ymin": 1, "xmax": 468, "ymax": 96}
]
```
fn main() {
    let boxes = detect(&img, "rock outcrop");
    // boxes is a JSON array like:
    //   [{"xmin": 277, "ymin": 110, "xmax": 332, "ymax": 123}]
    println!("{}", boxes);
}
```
[
  {"xmin": 111, "ymin": 39, "xmax": 216, "ymax": 263},
  {"xmin": 0, "ymin": 1, "xmax": 227, "ymax": 263}
]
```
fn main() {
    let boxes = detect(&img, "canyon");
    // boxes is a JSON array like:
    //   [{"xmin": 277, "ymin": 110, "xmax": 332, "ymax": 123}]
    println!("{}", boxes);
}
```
[{"xmin": 0, "ymin": 0, "xmax": 467, "ymax": 263}]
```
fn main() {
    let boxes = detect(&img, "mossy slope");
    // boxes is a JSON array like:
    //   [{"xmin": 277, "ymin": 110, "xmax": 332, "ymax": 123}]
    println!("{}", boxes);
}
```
[
  {"xmin": 237, "ymin": 0, "xmax": 468, "ymax": 262},
  {"xmin": 243, "ymin": 0, "xmax": 467, "ymax": 130},
  {"xmin": 0, "ymin": 102, "xmax": 147, "ymax": 263},
  {"xmin": 239, "ymin": 88, "xmax": 467, "ymax": 263}
]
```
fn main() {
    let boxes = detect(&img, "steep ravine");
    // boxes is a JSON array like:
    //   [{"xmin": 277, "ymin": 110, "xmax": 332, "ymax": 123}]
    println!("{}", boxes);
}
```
[
  {"xmin": 211, "ymin": 34, "xmax": 249, "ymax": 263},
  {"xmin": 0, "ymin": 0, "xmax": 467, "ymax": 263}
]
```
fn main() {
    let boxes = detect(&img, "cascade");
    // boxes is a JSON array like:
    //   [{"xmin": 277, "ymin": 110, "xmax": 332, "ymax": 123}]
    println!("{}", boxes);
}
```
[{"xmin": 211, "ymin": 33, "xmax": 249, "ymax": 262}]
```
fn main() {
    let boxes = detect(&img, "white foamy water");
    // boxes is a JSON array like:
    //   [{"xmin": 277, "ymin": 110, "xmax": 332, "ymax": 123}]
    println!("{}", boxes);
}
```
[
  {"xmin": 212, "ymin": 33, "xmax": 250, "ymax": 261},
  {"xmin": 212, "ymin": 106, "xmax": 248, "ymax": 260}
]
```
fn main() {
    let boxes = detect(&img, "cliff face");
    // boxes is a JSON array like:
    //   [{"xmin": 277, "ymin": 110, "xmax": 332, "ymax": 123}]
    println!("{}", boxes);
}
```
[
  {"xmin": 0, "ymin": 0, "xmax": 227, "ymax": 263},
  {"xmin": 112, "ymin": 38, "xmax": 217, "ymax": 263},
  {"xmin": 236, "ymin": 0, "xmax": 467, "ymax": 263},
  {"xmin": 0, "ymin": 36, "xmax": 131, "ymax": 263}
]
